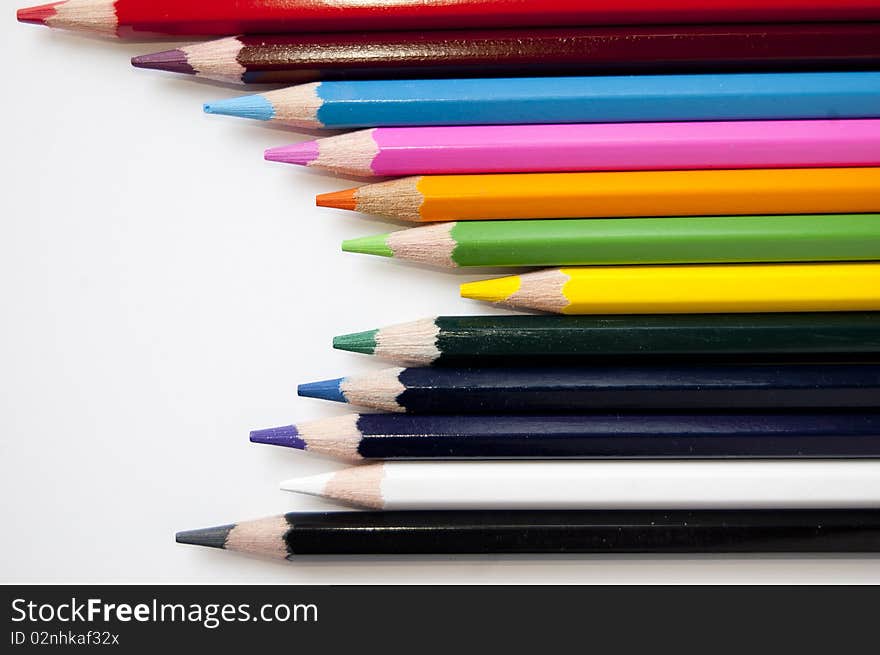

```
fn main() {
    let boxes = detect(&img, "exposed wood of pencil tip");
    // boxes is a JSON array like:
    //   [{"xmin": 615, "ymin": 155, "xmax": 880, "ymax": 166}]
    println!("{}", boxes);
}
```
[
  {"xmin": 311, "ymin": 129, "xmax": 380, "ymax": 177},
  {"xmin": 340, "ymin": 367, "xmax": 406, "ymax": 412},
  {"xmin": 19, "ymin": 0, "xmax": 118, "ymax": 36},
  {"xmin": 283, "ymin": 463, "xmax": 386, "ymax": 509},
  {"xmin": 183, "ymin": 37, "xmax": 247, "ymax": 84},
  {"xmin": 318, "ymin": 177, "xmax": 424, "ymax": 220},
  {"xmin": 264, "ymin": 83, "xmax": 323, "ymax": 128},
  {"xmin": 374, "ymin": 318, "xmax": 442, "ymax": 365},
  {"xmin": 177, "ymin": 515, "xmax": 291, "ymax": 559},
  {"xmin": 386, "ymin": 222, "xmax": 458, "ymax": 267},
  {"xmin": 467, "ymin": 269, "xmax": 569, "ymax": 313},
  {"xmin": 296, "ymin": 414, "xmax": 364, "ymax": 462}
]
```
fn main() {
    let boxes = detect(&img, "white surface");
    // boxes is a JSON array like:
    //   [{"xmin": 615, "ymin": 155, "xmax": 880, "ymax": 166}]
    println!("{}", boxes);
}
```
[{"xmin": 2, "ymin": 21, "xmax": 879, "ymax": 584}]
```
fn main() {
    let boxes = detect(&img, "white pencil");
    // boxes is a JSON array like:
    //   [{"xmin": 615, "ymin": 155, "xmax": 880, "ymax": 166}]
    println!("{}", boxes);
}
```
[{"xmin": 280, "ymin": 461, "xmax": 880, "ymax": 510}]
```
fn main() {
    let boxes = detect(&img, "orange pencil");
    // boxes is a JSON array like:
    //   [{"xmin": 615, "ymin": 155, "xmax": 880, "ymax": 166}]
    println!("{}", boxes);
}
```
[{"xmin": 316, "ymin": 168, "xmax": 880, "ymax": 222}]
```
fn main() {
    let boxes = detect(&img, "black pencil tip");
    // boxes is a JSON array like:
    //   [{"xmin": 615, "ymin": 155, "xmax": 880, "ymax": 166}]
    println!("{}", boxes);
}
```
[{"xmin": 176, "ymin": 523, "xmax": 235, "ymax": 550}]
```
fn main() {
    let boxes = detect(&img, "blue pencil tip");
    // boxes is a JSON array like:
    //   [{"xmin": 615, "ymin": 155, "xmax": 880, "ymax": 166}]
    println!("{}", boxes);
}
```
[
  {"xmin": 203, "ymin": 94, "xmax": 275, "ymax": 121},
  {"xmin": 298, "ymin": 378, "xmax": 347, "ymax": 403},
  {"xmin": 249, "ymin": 425, "xmax": 306, "ymax": 450}
]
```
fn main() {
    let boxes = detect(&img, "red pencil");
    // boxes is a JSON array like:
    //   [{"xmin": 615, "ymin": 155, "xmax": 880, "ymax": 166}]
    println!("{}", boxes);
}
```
[{"xmin": 18, "ymin": 0, "xmax": 880, "ymax": 39}]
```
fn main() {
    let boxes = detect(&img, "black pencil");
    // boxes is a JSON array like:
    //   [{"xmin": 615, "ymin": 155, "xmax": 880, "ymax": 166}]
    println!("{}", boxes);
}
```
[
  {"xmin": 332, "ymin": 314, "xmax": 880, "ymax": 366},
  {"xmin": 177, "ymin": 510, "xmax": 880, "ymax": 556},
  {"xmin": 298, "ymin": 363, "xmax": 880, "ymax": 413}
]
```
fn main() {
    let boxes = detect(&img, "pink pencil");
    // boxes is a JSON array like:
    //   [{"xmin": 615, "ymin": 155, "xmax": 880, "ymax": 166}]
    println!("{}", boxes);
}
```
[{"xmin": 264, "ymin": 119, "xmax": 880, "ymax": 177}]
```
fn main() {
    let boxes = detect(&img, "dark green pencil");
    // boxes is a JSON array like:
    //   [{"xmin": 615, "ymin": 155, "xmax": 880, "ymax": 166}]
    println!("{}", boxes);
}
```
[{"xmin": 332, "ymin": 314, "xmax": 880, "ymax": 366}]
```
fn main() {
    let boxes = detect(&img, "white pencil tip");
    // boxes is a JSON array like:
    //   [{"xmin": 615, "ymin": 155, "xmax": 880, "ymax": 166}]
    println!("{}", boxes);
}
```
[{"xmin": 279, "ymin": 473, "xmax": 330, "ymax": 497}]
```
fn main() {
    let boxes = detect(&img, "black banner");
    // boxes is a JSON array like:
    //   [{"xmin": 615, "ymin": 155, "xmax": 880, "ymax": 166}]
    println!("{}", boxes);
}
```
[{"xmin": 2, "ymin": 585, "xmax": 879, "ymax": 652}]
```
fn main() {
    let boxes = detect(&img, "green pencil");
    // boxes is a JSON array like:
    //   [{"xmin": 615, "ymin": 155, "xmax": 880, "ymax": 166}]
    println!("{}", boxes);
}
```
[
  {"xmin": 332, "ymin": 314, "xmax": 880, "ymax": 366},
  {"xmin": 341, "ymin": 214, "xmax": 880, "ymax": 268}
]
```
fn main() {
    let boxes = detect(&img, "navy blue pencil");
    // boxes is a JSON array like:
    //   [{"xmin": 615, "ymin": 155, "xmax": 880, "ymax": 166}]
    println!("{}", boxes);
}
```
[
  {"xmin": 249, "ymin": 412, "xmax": 880, "ymax": 462},
  {"xmin": 298, "ymin": 364, "xmax": 880, "ymax": 414}
]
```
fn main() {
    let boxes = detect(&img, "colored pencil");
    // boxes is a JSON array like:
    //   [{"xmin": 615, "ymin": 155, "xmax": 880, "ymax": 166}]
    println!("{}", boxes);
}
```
[
  {"xmin": 252, "ymin": 412, "xmax": 880, "ymax": 462},
  {"xmin": 202, "ymin": 72, "xmax": 880, "ymax": 129},
  {"xmin": 332, "ymin": 314, "xmax": 880, "ymax": 366},
  {"xmin": 132, "ymin": 24, "xmax": 880, "ymax": 86},
  {"xmin": 341, "ymin": 215, "xmax": 880, "ymax": 269},
  {"xmin": 280, "ymin": 461, "xmax": 880, "ymax": 510},
  {"xmin": 316, "ymin": 168, "xmax": 880, "ymax": 222},
  {"xmin": 460, "ymin": 263, "xmax": 880, "ymax": 315},
  {"xmin": 297, "ymin": 364, "xmax": 880, "ymax": 414},
  {"xmin": 176, "ymin": 509, "xmax": 880, "ymax": 556},
  {"xmin": 19, "ymin": 1, "xmax": 880, "ymax": 39},
  {"xmin": 268, "ymin": 120, "xmax": 880, "ymax": 177}
]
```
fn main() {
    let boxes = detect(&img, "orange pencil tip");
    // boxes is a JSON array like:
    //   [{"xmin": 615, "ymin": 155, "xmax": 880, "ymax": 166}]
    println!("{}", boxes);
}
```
[
  {"xmin": 17, "ymin": 1, "xmax": 62, "ymax": 25},
  {"xmin": 316, "ymin": 189, "xmax": 358, "ymax": 211}
]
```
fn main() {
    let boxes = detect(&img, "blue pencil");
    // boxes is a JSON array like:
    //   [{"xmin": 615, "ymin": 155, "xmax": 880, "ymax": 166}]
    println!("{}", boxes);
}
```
[
  {"xmin": 203, "ymin": 71, "xmax": 880, "ymax": 129},
  {"xmin": 297, "ymin": 364, "xmax": 880, "ymax": 414}
]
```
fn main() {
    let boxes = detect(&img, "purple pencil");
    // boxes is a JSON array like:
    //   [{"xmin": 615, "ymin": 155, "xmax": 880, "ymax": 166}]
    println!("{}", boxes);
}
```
[{"xmin": 264, "ymin": 119, "xmax": 880, "ymax": 177}]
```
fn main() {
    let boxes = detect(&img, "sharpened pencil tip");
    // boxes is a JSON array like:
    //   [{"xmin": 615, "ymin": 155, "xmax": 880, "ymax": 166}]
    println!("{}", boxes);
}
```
[
  {"xmin": 204, "ymin": 94, "xmax": 275, "ymax": 121},
  {"xmin": 132, "ymin": 49, "xmax": 194, "ymax": 75},
  {"xmin": 342, "ymin": 234, "xmax": 394, "ymax": 258},
  {"xmin": 333, "ymin": 329, "xmax": 379, "ymax": 355},
  {"xmin": 298, "ymin": 378, "xmax": 347, "ymax": 403},
  {"xmin": 17, "ymin": 1, "xmax": 61, "ymax": 24},
  {"xmin": 249, "ymin": 425, "xmax": 307, "ymax": 450},
  {"xmin": 265, "ymin": 142, "xmax": 319, "ymax": 166},
  {"xmin": 460, "ymin": 276, "xmax": 522, "ymax": 303},
  {"xmin": 176, "ymin": 524, "xmax": 234, "ymax": 549},
  {"xmin": 316, "ymin": 189, "xmax": 357, "ymax": 211},
  {"xmin": 279, "ymin": 474, "xmax": 329, "ymax": 497}
]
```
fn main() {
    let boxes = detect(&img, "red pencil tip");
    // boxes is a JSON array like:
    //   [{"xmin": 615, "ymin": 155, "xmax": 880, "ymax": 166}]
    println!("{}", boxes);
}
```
[
  {"xmin": 316, "ymin": 189, "xmax": 358, "ymax": 211},
  {"xmin": 17, "ymin": 1, "xmax": 62, "ymax": 25}
]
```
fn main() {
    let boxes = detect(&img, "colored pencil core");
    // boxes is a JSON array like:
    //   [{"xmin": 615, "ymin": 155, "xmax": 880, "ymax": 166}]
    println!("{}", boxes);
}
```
[
  {"xmin": 131, "ymin": 50, "xmax": 194, "ymax": 75},
  {"xmin": 175, "ymin": 525, "xmax": 234, "ymax": 549},
  {"xmin": 16, "ymin": 2, "xmax": 61, "ymax": 25},
  {"xmin": 249, "ymin": 425, "xmax": 306, "ymax": 450},
  {"xmin": 298, "ymin": 379, "xmax": 346, "ymax": 403},
  {"xmin": 342, "ymin": 235, "xmax": 393, "ymax": 258},
  {"xmin": 204, "ymin": 96, "xmax": 275, "ymax": 121},
  {"xmin": 317, "ymin": 189, "xmax": 357, "ymax": 210},
  {"xmin": 265, "ymin": 142, "xmax": 319, "ymax": 166},
  {"xmin": 461, "ymin": 277, "xmax": 521, "ymax": 303},
  {"xmin": 333, "ymin": 330, "xmax": 379, "ymax": 355}
]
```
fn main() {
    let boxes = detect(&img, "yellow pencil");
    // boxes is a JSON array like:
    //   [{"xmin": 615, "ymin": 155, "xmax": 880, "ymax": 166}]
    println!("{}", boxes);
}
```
[
  {"xmin": 460, "ymin": 262, "xmax": 880, "ymax": 314},
  {"xmin": 316, "ymin": 167, "xmax": 880, "ymax": 222}
]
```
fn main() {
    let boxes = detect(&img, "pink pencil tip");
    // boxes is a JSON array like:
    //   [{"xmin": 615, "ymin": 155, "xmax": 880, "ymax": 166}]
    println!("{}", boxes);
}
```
[
  {"xmin": 17, "ymin": 1, "xmax": 62, "ymax": 25},
  {"xmin": 264, "ymin": 141, "xmax": 319, "ymax": 166}
]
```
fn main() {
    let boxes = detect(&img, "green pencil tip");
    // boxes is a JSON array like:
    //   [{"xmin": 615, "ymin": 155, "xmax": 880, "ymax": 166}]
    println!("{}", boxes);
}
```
[
  {"xmin": 342, "ymin": 234, "xmax": 394, "ymax": 258},
  {"xmin": 333, "ymin": 329, "xmax": 379, "ymax": 355}
]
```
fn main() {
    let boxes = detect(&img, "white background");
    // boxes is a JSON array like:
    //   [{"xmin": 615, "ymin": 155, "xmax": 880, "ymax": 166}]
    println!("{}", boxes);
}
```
[{"xmin": 3, "ymin": 18, "xmax": 879, "ymax": 584}]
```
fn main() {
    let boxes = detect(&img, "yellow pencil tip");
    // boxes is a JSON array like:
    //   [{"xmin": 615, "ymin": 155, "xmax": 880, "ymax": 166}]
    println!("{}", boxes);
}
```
[
  {"xmin": 316, "ymin": 188, "xmax": 358, "ymax": 211},
  {"xmin": 460, "ymin": 276, "xmax": 522, "ymax": 303}
]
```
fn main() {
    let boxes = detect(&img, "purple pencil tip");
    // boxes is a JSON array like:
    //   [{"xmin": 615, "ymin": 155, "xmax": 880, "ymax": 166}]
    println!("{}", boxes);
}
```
[
  {"xmin": 131, "ymin": 49, "xmax": 195, "ymax": 76},
  {"xmin": 264, "ymin": 141, "xmax": 319, "ymax": 167},
  {"xmin": 249, "ymin": 425, "xmax": 306, "ymax": 450}
]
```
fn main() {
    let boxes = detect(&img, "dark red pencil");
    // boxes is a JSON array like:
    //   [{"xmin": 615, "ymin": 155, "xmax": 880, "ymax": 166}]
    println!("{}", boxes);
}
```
[
  {"xmin": 18, "ymin": 0, "xmax": 880, "ymax": 39},
  {"xmin": 132, "ymin": 24, "xmax": 880, "ymax": 85}
]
